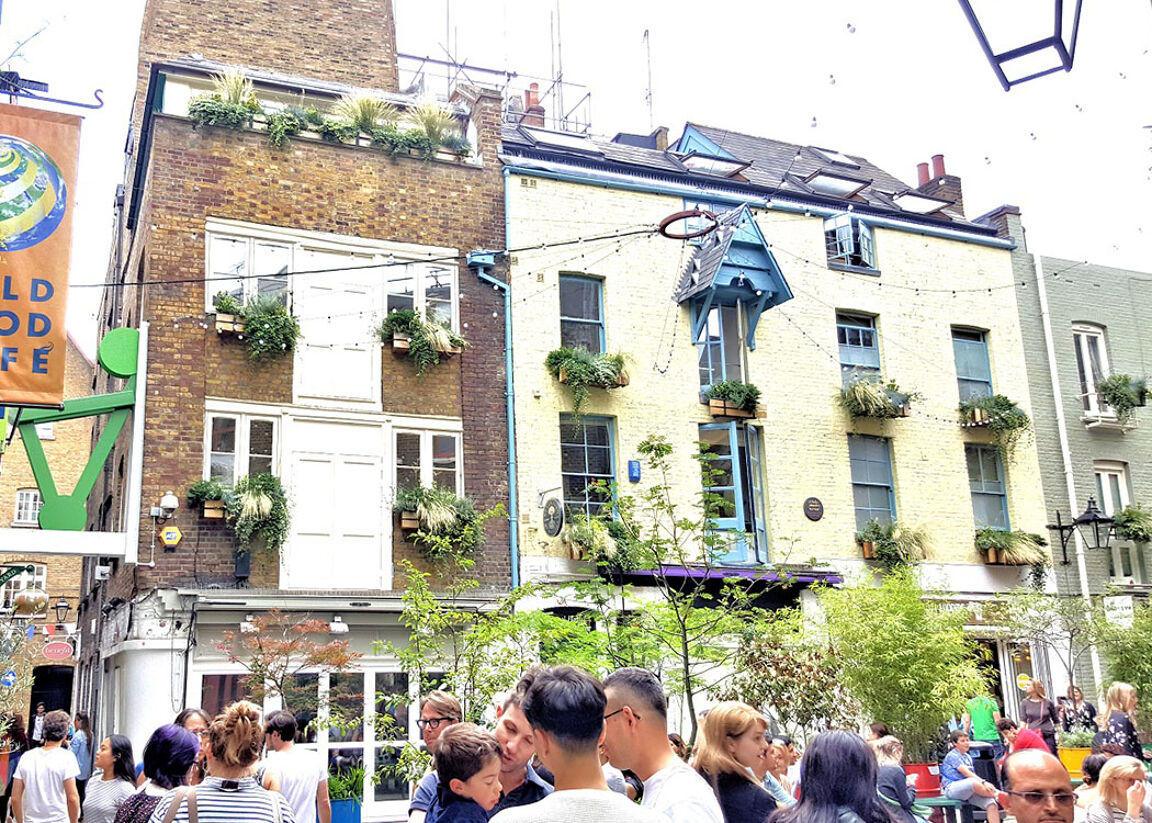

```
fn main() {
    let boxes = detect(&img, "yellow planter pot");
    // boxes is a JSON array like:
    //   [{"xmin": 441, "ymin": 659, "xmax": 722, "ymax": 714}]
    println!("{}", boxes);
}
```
[{"xmin": 1058, "ymin": 746, "xmax": 1091, "ymax": 779}]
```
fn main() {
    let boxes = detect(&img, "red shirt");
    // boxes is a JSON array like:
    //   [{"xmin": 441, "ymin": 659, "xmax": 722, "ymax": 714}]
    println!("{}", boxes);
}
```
[{"xmin": 1013, "ymin": 729, "xmax": 1050, "ymax": 752}]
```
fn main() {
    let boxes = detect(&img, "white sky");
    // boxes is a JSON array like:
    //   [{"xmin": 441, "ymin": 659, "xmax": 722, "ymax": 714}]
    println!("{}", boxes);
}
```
[{"xmin": 3, "ymin": 1, "xmax": 1150, "ymax": 360}]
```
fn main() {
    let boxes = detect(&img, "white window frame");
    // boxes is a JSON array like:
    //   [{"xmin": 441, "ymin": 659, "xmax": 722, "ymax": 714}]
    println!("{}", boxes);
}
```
[
  {"xmin": 384, "ymin": 262, "xmax": 460, "ymax": 332},
  {"xmin": 13, "ymin": 489, "xmax": 42, "ymax": 526},
  {"xmin": 824, "ymin": 213, "xmax": 877, "ymax": 270},
  {"xmin": 1073, "ymin": 323, "xmax": 1112, "ymax": 417},
  {"xmin": 393, "ymin": 429, "xmax": 463, "ymax": 494},
  {"xmin": 204, "ymin": 233, "xmax": 294, "ymax": 310},
  {"xmin": 1095, "ymin": 461, "xmax": 1142, "ymax": 583},
  {"xmin": 204, "ymin": 219, "xmax": 461, "ymax": 332},
  {"xmin": 203, "ymin": 412, "xmax": 280, "ymax": 485},
  {"xmin": 0, "ymin": 564, "xmax": 46, "ymax": 610}
]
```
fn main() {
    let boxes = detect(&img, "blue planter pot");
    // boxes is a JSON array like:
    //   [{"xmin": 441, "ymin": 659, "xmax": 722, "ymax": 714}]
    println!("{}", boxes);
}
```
[{"xmin": 330, "ymin": 799, "xmax": 362, "ymax": 823}]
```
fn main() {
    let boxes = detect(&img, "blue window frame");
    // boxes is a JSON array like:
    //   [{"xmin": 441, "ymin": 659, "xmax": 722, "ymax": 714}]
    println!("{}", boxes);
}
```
[
  {"xmin": 699, "ymin": 422, "xmax": 768, "ymax": 564},
  {"xmin": 824, "ymin": 214, "xmax": 876, "ymax": 271},
  {"xmin": 695, "ymin": 303, "xmax": 745, "ymax": 389},
  {"xmin": 837, "ymin": 312, "xmax": 880, "ymax": 382},
  {"xmin": 952, "ymin": 328, "xmax": 993, "ymax": 400},
  {"xmin": 849, "ymin": 435, "xmax": 895, "ymax": 530},
  {"xmin": 559, "ymin": 275, "xmax": 604, "ymax": 354},
  {"xmin": 560, "ymin": 416, "xmax": 614, "ymax": 516},
  {"xmin": 966, "ymin": 445, "xmax": 1009, "ymax": 529}
]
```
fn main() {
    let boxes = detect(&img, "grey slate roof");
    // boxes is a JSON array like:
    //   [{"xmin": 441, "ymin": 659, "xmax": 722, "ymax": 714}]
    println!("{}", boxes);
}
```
[
  {"xmin": 501, "ymin": 122, "xmax": 987, "ymax": 231},
  {"xmin": 674, "ymin": 206, "xmax": 745, "ymax": 302}
]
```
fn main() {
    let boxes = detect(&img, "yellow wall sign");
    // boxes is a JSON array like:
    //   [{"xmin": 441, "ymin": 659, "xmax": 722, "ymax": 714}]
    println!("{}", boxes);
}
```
[
  {"xmin": 1016, "ymin": 673, "xmax": 1032, "ymax": 691},
  {"xmin": 159, "ymin": 526, "xmax": 183, "ymax": 548}
]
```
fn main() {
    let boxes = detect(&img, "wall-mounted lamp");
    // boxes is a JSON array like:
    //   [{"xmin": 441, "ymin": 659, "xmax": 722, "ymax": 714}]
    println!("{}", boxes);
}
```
[
  {"xmin": 329, "ymin": 615, "xmax": 349, "ymax": 635},
  {"xmin": 1048, "ymin": 496, "xmax": 1114, "ymax": 565},
  {"xmin": 54, "ymin": 598, "xmax": 71, "ymax": 625}
]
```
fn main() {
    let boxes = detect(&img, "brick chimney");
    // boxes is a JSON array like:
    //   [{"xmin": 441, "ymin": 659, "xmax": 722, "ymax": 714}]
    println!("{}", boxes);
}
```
[
  {"xmin": 520, "ymin": 82, "xmax": 546, "ymax": 128},
  {"xmin": 916, "ymin": 153, "xmax": 964, "ymax": 217}
]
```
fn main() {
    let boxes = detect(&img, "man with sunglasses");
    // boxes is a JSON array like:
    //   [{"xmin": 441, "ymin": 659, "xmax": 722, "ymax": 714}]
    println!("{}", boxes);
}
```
[
  {"xmin": 999, "ymin": 750, "xmax": 1077, "ymax": 823},
  {"xmin": 410, "ymin": 691, "xmax": 463, "ymax": 823}
]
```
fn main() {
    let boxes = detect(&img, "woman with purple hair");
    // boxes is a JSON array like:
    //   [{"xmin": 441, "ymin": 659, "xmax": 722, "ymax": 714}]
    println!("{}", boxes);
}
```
[{"xmin": 114, "ymin": 724, "xmax": 200, "ymax": 823}]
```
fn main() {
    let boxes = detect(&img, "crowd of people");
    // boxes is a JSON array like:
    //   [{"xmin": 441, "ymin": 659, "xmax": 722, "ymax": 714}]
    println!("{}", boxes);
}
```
[{"xmin": 0, "ymin": 670, "xmax": 1144, "ymax": 823}]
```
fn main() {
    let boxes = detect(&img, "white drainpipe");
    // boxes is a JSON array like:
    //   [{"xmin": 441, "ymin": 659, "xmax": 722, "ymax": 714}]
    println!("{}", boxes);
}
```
[{"xmin": 1034, "ymin": 254, "xmax": 1104, "ymax": 687}]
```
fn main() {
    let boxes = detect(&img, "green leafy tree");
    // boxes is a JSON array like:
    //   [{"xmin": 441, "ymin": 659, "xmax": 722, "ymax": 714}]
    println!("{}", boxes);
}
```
[
  {"xmin": 1100, "ymin": 599, "xmax": 1152, "ymax": 708},
  {"xmin": 820, "ymin": 570, "xmax": 987, "ymax": 761}
]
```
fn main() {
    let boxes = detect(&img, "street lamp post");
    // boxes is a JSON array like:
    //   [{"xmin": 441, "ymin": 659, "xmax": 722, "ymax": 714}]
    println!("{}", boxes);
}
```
[{"xmin": 956, "ymin": 0, "xmax": 1085, "ymax": 91}]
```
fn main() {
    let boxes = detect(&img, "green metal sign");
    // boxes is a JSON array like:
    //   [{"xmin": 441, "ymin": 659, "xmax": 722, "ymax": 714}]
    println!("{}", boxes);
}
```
[{"xmin": 0, "ymin": 565, "xmax": 36, "ymax": 588}]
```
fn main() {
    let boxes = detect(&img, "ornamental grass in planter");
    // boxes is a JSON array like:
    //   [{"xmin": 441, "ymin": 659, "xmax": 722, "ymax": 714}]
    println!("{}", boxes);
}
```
[
  {"xmin": 226, "ymin": 473, "xmax": 290, "ymax": 556},
  {"xmin": 392, "ymin": 485, "xmax": 493, "ymax": 561},
  {"xmin": 544, "ymin": 347, "xmax": 629, "ymax": 418},
  {"xmin": 1114, "ymin": 504, "xmax": 1152, "ymax": 544},
  {"xmin": 958, "ymin": 394, "xmax": 1032, "ymax": 460},
  {"xmin": 1096, "ymin": 374, "xmax": 1149, "ymax": 425},
  {"xmin": 856, "ymin": 519, "xmax": 928, "ymax": 570},
  {"xmin": 838, "ymin": 373, "xmax": 918, "ymax": 420},
  {"xmin": 705, "ymin": 380, "xmax": 762, "ymax": 418},
  {"xmin": 376, "ymin": 309, "xmax": 468, "ymax": 376},
  {"xmin": 974, "ymin": 528, "xmax": 1047, "ymax": 566},
  {"xmin": 188, "ymin": 69, "xmax": 261, "ymax": 129}
]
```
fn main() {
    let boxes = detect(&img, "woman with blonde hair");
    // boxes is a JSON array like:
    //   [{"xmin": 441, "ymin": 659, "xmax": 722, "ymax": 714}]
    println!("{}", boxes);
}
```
[
  {"xmin": 1085, "ymin": 755, "xmax": 1152, "ymax": 823},
  {"xmin": 1020, "ymin": 679, "xmax": 1060, "ymax": 754},
  {"xmin": 147, "ymin": 701, "xmax": 294, "ymax": 822},
  {"xmin": 691, "ymin": 701, "xmax": 777, "ymax": 823},
  {"xmin": 870, "ymin": 736, "xmax": 919, "ymax": 823},
  {"xmin": 1098, "ymin": 683, "xmax": 1144, "ymax": 760}
]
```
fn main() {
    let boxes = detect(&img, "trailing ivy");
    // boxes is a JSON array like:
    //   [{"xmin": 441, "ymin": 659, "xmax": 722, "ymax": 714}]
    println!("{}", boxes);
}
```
[
  {"xmin": 377, "ymin": 309, "xmax": 468, "ymax": 376},
  {"xmin": 241, "ymin": 296, "xmax": 302, "ymax": 361},
  {"xmin": 188, "ymin": 97, "xmax": 254, "ymax": 129},
  {"xmin": 393, "ymin": 485, "xmax": 498, "ymax": 561},
  {"xmin": 226, "ymin": 473, "xmax": 290, "ymax": 555},
  {"xmin": 1096, "ymin": 374, "xmax": 1148, "ymax": 425},
  {"xmin": 266, "ymin": 107, "xmax": 308, "ymax": 148},
  {"xmin": 544, "ymin": 347, "xmax": 628, "ymax": 418},
  {"xmin": 1115, "ymin": 504, "xmax": 1152, "ymax": 544}
]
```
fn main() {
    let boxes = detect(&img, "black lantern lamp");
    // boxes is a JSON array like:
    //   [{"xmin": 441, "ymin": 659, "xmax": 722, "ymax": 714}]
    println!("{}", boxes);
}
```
[
  {"xmin": 53, "ymin": 598, "xmax": 71, "ymax": 625},
  {"xmin": 956, "ymin": 0, "xmax": 1084, "ymax": 91},
  {"xmin": 1048, "ymin": 496, "xmax": 1114, "ymax": 565}
]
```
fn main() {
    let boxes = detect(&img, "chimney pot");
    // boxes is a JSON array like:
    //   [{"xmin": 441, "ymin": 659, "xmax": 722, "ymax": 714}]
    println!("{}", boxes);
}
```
[
  {"xmin": 931, "ymin": 154, "xmax": 946, "ymax": 178},
  {"xmin": 525, "ymin": 82, "xmax": 539, "ymax": 109},
  {"xmin": 917, "ymin": 162, "xmax": 930, "ymax": 186}
]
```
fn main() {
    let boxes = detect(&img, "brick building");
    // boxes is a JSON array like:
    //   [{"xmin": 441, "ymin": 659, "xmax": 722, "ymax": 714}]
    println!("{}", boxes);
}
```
[
  {"xmin": 502, "ymin": 127, "xmax": 1054, "ymax": 717},
  {"xmin": 0, "ymin": 335, "xmax": 92, "ymax": 720},
  {"xmin": 77, "ymin": 3, "xmax": 509, "ymax": 811},
  {"xmin": 982, "ymin": 205, "xmax": 1152, "ymax": 694}
]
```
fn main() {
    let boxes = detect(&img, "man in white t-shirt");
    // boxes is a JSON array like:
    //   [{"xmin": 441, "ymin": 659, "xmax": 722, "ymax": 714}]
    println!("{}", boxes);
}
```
[
  {"xmin": 12, "ymin": 709, "xmax": 80, "ymax": 823},
  {"xmin": 602, "ymin": 668, "xmax": 723, "ymax": 823},
  {"xmin": 490, "ymin": 665, "xmax": 659, "ymax": 823},
  {"xmin": 262, "ymin": 710, "xmax": 331, "ymax": 823}
]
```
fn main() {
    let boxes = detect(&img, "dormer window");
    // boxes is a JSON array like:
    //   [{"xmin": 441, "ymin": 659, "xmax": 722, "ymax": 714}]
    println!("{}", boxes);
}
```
[{"xmin": 824, "ymin": 214, "xmax": 876, "ymax": 272}]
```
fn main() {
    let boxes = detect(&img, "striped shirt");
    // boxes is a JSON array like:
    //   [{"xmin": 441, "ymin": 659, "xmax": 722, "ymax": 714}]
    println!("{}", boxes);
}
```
[
  {"xmin": 82, "ymin": 776, "xmax": 136, "ymax": 823},
  {"xmin": 147, "ymin": 777, "xmax": 296, "ymax": 823}
]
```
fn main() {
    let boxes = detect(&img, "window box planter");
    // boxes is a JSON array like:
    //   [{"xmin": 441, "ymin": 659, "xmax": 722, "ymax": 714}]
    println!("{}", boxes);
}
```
[
  {"xmin": 859, "ymin": 540, "xmax": 877, "ymax": 560},
  {"xmin": 966, "ymin": 406, "xmax": 990, "ymax": 425},
  {"xmin": 975, "ymin": 528, "xmax": 1047, "ymax": 566},
  {"xmin": 215, "ymin": 313, "xmax": 245, "ymax": 335},
  {"xmin": 708, "ymin": 398, "xmax": 758, "ymax": 419},
  {"xmin": 558, "ymin": 366, "xmax": 629, "ymax": 388},
  {"xmin": 389, "ymin": 333, "xmax": 463, "ymax": 356},
  {"xmin": 201, "ymin": 499, "xmax": 226, "ymax": 520},
  {"xmin": 399, "ymin": 511, "xmax": 421, "ymax": 532},
  {"xmin": 838, "ymin": 373, "xmax": 918, "ymax": 420}
]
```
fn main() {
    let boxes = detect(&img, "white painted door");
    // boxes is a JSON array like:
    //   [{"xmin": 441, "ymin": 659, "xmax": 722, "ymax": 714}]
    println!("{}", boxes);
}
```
[
  {"xmin": 293, "ymin": 248, "xmax": 381, "ymax": 408},
  {"xmin": 283, "ymin": 419, "xmax": 389, "ymax": 590}
]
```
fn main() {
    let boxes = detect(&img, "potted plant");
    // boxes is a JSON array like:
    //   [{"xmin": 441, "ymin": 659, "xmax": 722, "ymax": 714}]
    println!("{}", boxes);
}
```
[
  {"xmin": 544, "ymin": 347, "xmax": 629, "ymax": 418},
  {"xmin": 1096, "ymin": 374, "xmax": 1148, "ymax": 425},
  {"xmin": 392, "ymin": 485, "xmax": 493, "ymax": 561},
  {"xmin": 328, "ymin": 764, "xmax": 365, "ymax": 823},
  {"xmin": 563, "ymin": 512, "xmax": 615, "ymax": 561},
  {"xmin": 188, "ymin": 68, "xmax": 261, "ymax": 129},
  {"xmin": 974, "ymin": 528, "xmax": 1047, "ymax": 566},
  {"xmin": 212, "ymin": 292, "xmax": 244, "ymax": 334},
  {"xmin": 376, "ymin": 309, "xmax": 468, "ymax": 376},
  {"xmin": 1057, "ymin": 727, "xmax": 1096, "ymax": 778},
  {"xmin": 838, "ymin": 373, "xmax": 918, "ymax": 419},
  {"xmin": 332, "ymin": 92, "xmax": 399, "ymax": 138},
  {"xmin": 1114, "ymin": 504, "xmax": 1152, "ymax": 544},
  {"xmin": 225, "ymin": 473, "xmax": 290, "ymax": 579},
  {"xmin": 187, "ymin": 479, "xmax": 228, "ymax": 519},
  {"xmin": 856, "ymin": 519, "xmax": 927, "ymax": 570},
  {"xmin": 241, "ymin": 296, "xmax": 302, "ymax": 361},
  {"xmin": 958, "ymin": 394, "xmax": 1032, "ymax": 461},
  {"xmin": 705, "ymin": 380, "xmax": 762, "ymax": 419}
]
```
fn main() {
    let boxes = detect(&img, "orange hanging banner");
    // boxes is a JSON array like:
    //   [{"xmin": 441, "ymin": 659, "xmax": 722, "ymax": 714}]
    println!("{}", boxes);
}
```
[{"xmin": 0, "ymin": 104, "xmax": 80, "ymax": 408}]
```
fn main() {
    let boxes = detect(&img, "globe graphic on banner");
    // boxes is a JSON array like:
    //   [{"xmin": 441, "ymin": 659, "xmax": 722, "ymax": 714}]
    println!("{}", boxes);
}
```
[{"xmin": 0, "ymin": 134, "xmax": 68, "ymax": 252}]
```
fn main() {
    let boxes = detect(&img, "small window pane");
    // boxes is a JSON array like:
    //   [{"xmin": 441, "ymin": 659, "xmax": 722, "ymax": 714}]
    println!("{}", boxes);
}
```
[
  {"xmin": 560, "ymin": 322, "xmax": 601, "ymax": 353},
  {"xmin": 283, "ymin": 673, "xmax": 319, "ymax": 743},
  {"xmin": 386, "ymin": 273, "xmax": 416, "ymax": 314},
  {"xmin": 396, "ymin": 468, "xmax": 420, "ymax": 493},
  {"xmin": 425, "ymin": 266, "xmax": 453, "ymax": 327},
  {"xmin": 209, "ymin": 454, "xmax": 235, "ymax": 483},
  {"xmin": 254, "ymin": 244, "xmax": 290, "ymax": 305},
  {"xmin": 249, "ymin": 420, "xmax": 274, "ymax": 475},
  {"xmin": 211, "ymin": 417, "xmax": 236, "ymax": 453},
  {"xmin": 559, "ymin": 277, "xmax": 601, "ymax": 322},
  {"xmin": 328, "ymin": 672, "xmax": 365, "ymax": 743},
  {"xmin": 396, "ymin": 434, "xmax": 420, "ymax": 469},
  {"xmin": 210, "ymin": 237, "xmax": 247, "ymax": 302},
  {"xmin": 201, "ymin": 674, "xmax": 247, "ymax": 721}
]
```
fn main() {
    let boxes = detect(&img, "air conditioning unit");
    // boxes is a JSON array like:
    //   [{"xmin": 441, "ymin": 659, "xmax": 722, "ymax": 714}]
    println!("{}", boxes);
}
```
[{"xmin": 94, "ymin": 566, "xmax": 112, "ymax": 581}]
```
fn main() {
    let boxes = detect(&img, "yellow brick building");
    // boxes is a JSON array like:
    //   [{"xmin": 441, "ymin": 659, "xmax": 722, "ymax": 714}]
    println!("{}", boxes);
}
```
[
  {"xmin": 0, "ymin": 336, "xmax": 92, "ymax": 717},
  {"xmin": 501, "ymin": 124, "xmax": 1050, "ymax": 690}
]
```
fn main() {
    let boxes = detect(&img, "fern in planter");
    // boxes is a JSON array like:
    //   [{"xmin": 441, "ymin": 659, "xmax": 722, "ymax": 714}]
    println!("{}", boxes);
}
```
[
  {"xmin": 706, "ymin": 380, "xmax": 761, "ymax": 413},
  {"xmin": 1096, "ymin": 374, "xmax": 1148, "ymax": 425},
  {"xmin": 226, "ymin": 473, "xmax": 290, "ymax": 555},
  {"xmin": 376, "ymin": 309, "xmax": 468, "ymax": 376},
  {"xmin": 187, "ymin": 479, "xmax": 228, "ymax": 506},
  {"xmin": 392, "ymin": 485, "xmax": 497, "ymax": 561},
  {"xmin": 1115, "ymin": 504, "xmax": 1152, "ymax": 544},
  {"xmin": 974, "ymin": 528, "xmax": 1048, "ymax": 565},
  {"xmin": 212, "ymin": 291, "xmax": 242, "ymax": 315},
  {"xmin": 545, "ymin": 348, "xmax": 628, "ymax": 418},
  {"xmin": 958, "ymin": 394, "xmax": 1032, "ymax": 461},
  {"xmin": 839, "ymin": 374, "xmax": 918, "ymax": 419},
  {"xmin": 242, "ymin": 296, "xmax": 301, "ymax": 361}
]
